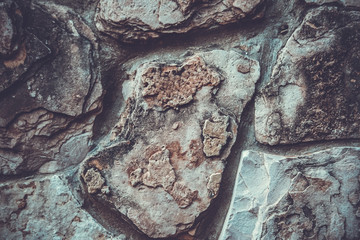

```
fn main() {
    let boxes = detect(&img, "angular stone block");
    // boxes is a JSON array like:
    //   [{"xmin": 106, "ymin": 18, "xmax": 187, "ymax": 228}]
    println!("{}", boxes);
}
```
[
  {"xmin": 220, "ymin": 147, "xmax": 360, "ymax": 240},
  {"xmin": 255, "ymin": 7, "xmax": 360, "ymax": 145}
]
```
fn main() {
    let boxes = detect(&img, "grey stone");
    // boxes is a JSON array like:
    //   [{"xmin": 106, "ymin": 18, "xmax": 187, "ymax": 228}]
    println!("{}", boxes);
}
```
[
  {"xmin": 95, "ymin": 0, "xmax": 264, "ymax": 42},
  {"xmin": 220, "ymin": 147, "xmax": 360, "ymax": 240},
  {"xmin": 0, "ymin": 172, "xmax": 125, "ymax": 240},
  {"xmin": 0, "ymin": 3, "xmax": 103, "ymax": 175},
  {"xmin": 305, "ymin": 0, "xmax": 360, "ymax": 7},
  {"xmin": 79, "ymin": 49, "xmax": 259, "ymax": 238},
  {"xmin": 255, "ymin": 7, "xmax": 360, "ymax": 145}
]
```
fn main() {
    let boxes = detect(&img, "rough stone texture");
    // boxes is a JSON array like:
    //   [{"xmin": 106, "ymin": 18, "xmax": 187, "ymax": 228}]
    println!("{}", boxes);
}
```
[
  {"xmin": 95, "ymin": 0, "xmax": 264, "ymax": 42},
  {"xmin": 142, "ymin": 56, "xmax": 221, "ymax": 110},
  {"xmin": 0, "ymin": 2, "xmax": 103, "ymax": 175},
  {"xmin": 305, "ymin": 0, "xmax": 360, "ymax": 7},
  {"xmin": 0, "ymin": 171, "xmax": 125, "ymax": 240},
  {"xmin": 255, "ymin": 7, "xmax": 360, "ymax": 145},
  {"xmin": 79, "ymin": 49, "xmax": 259, "ymax": 238},
  {"xmin": 220, "ymin": 147, "xmax": 360, "ymax": 240},
  {"xmin": 1, "ymin": 0, "xmax": 360, "ymax": 239}
]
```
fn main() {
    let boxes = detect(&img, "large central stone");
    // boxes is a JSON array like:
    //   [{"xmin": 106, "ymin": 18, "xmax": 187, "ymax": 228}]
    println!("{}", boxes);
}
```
[{"xmin": 79, "ymin": 49, "xmax": 260, "ymax": 238}]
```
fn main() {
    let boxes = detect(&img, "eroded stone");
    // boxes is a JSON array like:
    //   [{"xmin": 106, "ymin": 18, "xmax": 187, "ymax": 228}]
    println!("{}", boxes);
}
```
[
  {"xmin": 0, "ymin": 172, "xmax": 124, "ymax": 240},
  {"xmin": 80, "ymin": 49, "xmax": 259, "ymax": 238},
  {"xmin": 220, "ymin": 147, "xmax": 360, "ymax": 240},
  {"xmin": 0, "ymin": 3, "xmax": 103, "ymax": 175},
  {"xmin": 95, "ymin": 0, "xmax": 264, "ymax": 42},
  {"xmin": 202, "ymin": 115, "xmax": 231, "ymax": 157},
  {"xmin": 255, "ymin": 7, "xmax": 360, "ymax": 145},
  {"xmin": 142, "ymin": 56, "xmax": 221, "ymax": 110},
  {"xmin": 305, "ymin": 0, "xmax": 360, "ymax": 7},
  {"xmin": 83, "ymin": 168, "xmax": 106, "ymax": 194}
]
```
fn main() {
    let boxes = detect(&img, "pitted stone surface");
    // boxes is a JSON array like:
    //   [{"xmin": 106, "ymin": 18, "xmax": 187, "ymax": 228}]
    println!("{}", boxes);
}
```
[
  {"xmin": 79, "ymin": 49, "xmax": 259, "ymax": 238},
  {"xmin": 305, "ymin": 0, "xmax": 360, "ymax": 7},
  {"xmin": 142, "ymin": 56, "xmax": 221, "ymax": 110},
  {"xmin": 220, "ymin": 147, "xmax": 360, "ymax": 240},
  {"xmin": 255, "ymin": 7, "xmax": 360, "ymax": 145},
  {"xmin": 0, "ymin": 172, "xmax": 125, "ymax": 240},
  {"xmin": 95, "ymin": 0, "xmax": 264, "ymax": 42},
  {"xmin": 0, "ymin": 3, "xmax": 103, "ymax": 175}
]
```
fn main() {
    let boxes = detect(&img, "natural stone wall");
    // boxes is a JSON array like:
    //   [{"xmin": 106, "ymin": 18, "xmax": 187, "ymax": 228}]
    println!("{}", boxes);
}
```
[{"xmin": 0, "ymin": 0, "xmax": 359, "ymax": 239}]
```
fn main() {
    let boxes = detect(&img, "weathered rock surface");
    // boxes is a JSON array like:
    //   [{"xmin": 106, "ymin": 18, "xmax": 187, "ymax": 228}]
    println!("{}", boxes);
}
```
[
  {"xmin": 305, "ymin": 0, "xmax": 360, "ymax": 7},
  {"xmin": 0, "ymin": 171, "xmax": 125, "ymax": 240},
  {"xmin": 255, "ymin": 7, "xmax": 360, "ymax": 145},
  {"xmin": 95, "ymin": 0, "xmax": 264, "ymax": 42},
  {"xmin": 1, "ymin": 0, "xmax": 360, "ymax": 239},
  {"xmin": 220, "ymin": 147, "xmax": 360, "ymax": 240},
  {"xmin": 0, "ymin": 2, "xmax": 103, "ymax": 175},
  {"xmin": 79, "ymin": 49, "xmax": 259, "ymax": 238}
]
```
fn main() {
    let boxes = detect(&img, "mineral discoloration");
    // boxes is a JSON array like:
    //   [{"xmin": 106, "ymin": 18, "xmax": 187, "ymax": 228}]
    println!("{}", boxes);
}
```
[
  {"xmin": 170, "ymin": 182, "xmax": 198, "ymax": 209},
  {"xmin": 139, "ymin": 148, "xmax": 176, "ymax": 191},
  {"xmin": 255, "ymin": 7, "xmax": 360, "ymax": 145},
  {"xmin": 78, "ymin": 49, "xmax": 254, "ymax": 238},
  {"xmin": 142, "ymin": 56, "xmax": 221, "ymax": 110}
]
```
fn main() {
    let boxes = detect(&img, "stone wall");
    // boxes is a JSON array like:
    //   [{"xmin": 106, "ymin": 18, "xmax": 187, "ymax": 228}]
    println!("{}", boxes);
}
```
[{"xmin": 0, "ymin": 0, "xmax": 359, "ymax": 239}]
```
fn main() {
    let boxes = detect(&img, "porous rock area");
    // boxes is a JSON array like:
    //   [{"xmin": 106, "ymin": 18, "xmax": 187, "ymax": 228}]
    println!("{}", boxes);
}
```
[{"xmin": 0, "ymin": 0, "xmax": 359, "ymax": 239}]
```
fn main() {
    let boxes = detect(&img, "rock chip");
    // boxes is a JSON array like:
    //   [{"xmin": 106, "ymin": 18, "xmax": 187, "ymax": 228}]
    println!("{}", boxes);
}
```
[
  {"xmin": 255, "ymin": 7, "xmax": 360, "ymax": 145},
  {"xmin": 220, "ymin": 147, "xmax": 360, "ymax": 240},
  {"xmin": 95, "ymin": 0, "xmax": 264, "ymax": 42},
  {"xmin": 79, "ymin": 49, "xmax": 259, "ymax": 238},
  {"xmin": 202, "ymin": 115, "xmax": 231, "ymax": 157},
  {"xmin": 0, "ymin": 171, "xmax": 125, "ymax": 240}
]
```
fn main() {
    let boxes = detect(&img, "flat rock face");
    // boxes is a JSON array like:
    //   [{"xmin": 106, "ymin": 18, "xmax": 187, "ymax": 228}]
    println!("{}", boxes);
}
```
[
  {"xmin": 79, "ymin": 49, "xmax": 260, "ymax": 238},
  {"xmin": 0, "ymin": 2, "xmax": 103, "ymax": 175},
  {"xmin": 0, "ymin": 172, "xmax": 125, "ymax": 240},
  {"xmin": 255, "ymin": 7, "xmax": 360, "ymax": 145},
  {"xmin": 220, "ymin": 147, "xmax": 360, "ymax": 240},
  {"xmin": 95, "ymin": 0, "xmax": 264, "ymax": 42}
]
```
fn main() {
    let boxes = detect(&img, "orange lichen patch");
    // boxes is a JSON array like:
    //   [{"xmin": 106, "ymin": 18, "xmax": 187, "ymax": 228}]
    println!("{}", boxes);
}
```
[
  {"xmin": 166, "ymin": 141, "xmax": 187, "ymax": 169},
  {"xmin": 309, "ymin": 177, "xmax": 333, "ymax": 192},
  {"xmin": 89, "ymin": 159, "xmax": 104, "ymax": 171},
  {"xmin": 169, "ymin": 182, "xmax": 198, "ymax": 208},
  {"xmin": 188, "ymin": 139, "xmax": 206, "ymax": 168},
  {"xmin": 4, "ymin": 43, "xmax": 26, "ymax": 69},
  {"xmin": 142, "ymin": 148, "xmax": 176, "ymax": 191},
  {"xmin": 141, "ymin": 56, "xmax": 221, "ymax": 109}
]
